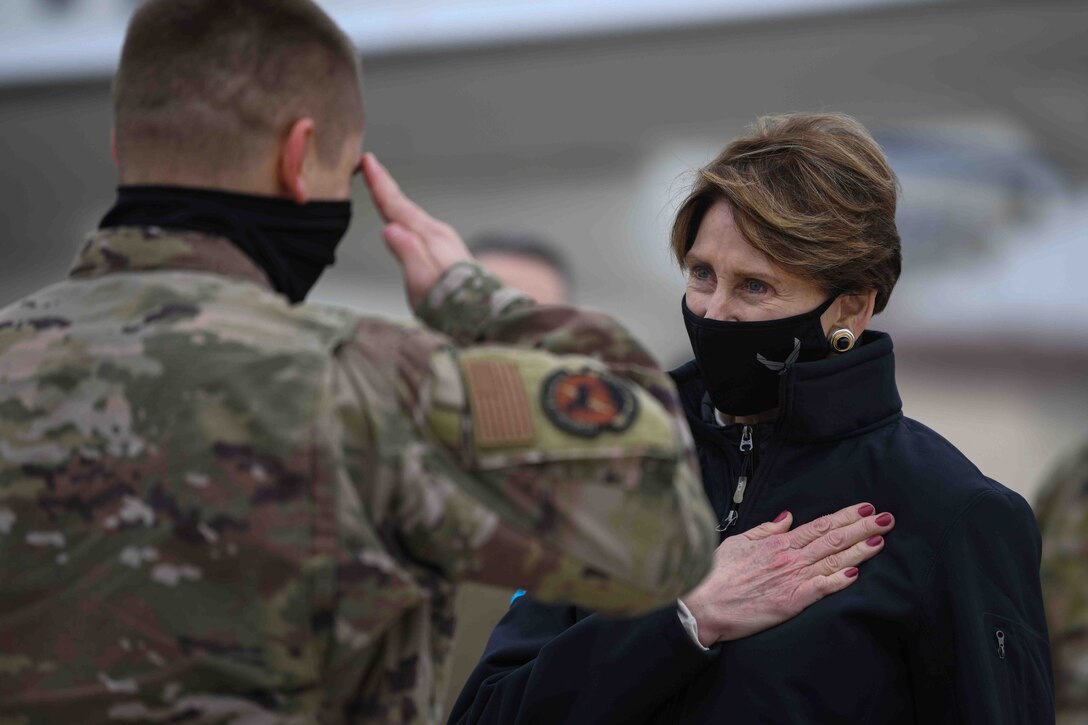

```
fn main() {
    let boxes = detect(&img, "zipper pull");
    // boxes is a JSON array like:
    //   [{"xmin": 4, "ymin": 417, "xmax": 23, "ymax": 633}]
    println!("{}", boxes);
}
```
[
  {"xmin": 739, "ymin": 425, "xmax": 753, "ymax": 453},
  {"xmin": 716, "ymin": 509, "xmax": 738, "ymax": 533},
  {"xmin": 733, "ymin": 476, "xmax": 748, "ymax": 505},
  {"xmin": 996, "ymin": 630, "xmax": 1006, "ymax": 659},
  {"xmin": 718, "ymin": 426, "xmax": 755, "ymax": 534}
]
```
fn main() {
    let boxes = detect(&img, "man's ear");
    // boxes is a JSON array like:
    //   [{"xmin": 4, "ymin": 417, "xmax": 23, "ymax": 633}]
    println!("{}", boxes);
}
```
[
  {"xmin": 279, "ymin": 118, "xmax": 316, "ymax": 204},
  {"xmin": 831, "ymin": 290, "xmax": 878, "ymax": 337}
]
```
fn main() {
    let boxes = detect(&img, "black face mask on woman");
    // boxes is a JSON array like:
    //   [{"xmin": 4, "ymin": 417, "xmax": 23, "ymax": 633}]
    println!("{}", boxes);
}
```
[
  {"xmin": 681, "ymin": 294, "xmax": 836, "ymax": 416},
  {"xmin": 100, "ymin": 185, "xmax": 352, "ymax": 303}
]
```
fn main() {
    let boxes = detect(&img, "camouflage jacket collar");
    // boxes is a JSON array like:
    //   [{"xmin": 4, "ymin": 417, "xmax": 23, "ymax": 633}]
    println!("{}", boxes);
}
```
[{"xmin": 69, "ymin": 226, "xmax": 273, "ymax": 292}]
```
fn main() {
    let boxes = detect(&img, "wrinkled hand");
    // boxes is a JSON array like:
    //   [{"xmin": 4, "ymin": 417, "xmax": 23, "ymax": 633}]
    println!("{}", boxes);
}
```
[
  {"xmin": 361, "ymin": 153, "xmax": 473, "ymax": 310},
  {"xmin": 683, "ymin": 504, "xmax": 895, "ymax": 646}
]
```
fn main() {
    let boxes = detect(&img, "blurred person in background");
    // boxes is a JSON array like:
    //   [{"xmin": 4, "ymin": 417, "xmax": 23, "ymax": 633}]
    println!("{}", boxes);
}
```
[
  {"xmin": 1036, "ymin": 442, "xmax": 1088, "ymax": 724},
  {"xmin": 450, "ymin": 113, "xmax": 1053, "ymax": 725},
  {"xmin": 0, "ymin": 2, "xmax": 898, "ymax": 724},
  {"xmin": 471, "ymin": 232, "xmax": 572, "ymax": 305}
]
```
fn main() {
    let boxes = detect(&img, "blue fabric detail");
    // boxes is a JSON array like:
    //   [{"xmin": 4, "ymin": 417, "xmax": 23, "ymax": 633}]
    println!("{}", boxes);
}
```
[{"xmin": 509, "ymin": 589, "xmax": 527, "ymax": 606}]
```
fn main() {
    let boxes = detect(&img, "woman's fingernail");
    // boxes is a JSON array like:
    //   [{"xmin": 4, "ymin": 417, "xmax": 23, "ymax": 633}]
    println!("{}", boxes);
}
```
[
  {"xmin": 774, "ymin": 511, "xmax": 789, "ymax": 523},
  {"xmin": 845, "ymin": 567, "xmax": 859, "ymax": 578},
  {"xmin": 857, "ymin": 504, "xmax": 875, "ymax": 517},
  {"xmin": 875, "ymin": 513, "xmax": 893, "ymax": 526},
  {"xmin": 866, "ymin": 536, "xmax": 883, "ymax": 547}
]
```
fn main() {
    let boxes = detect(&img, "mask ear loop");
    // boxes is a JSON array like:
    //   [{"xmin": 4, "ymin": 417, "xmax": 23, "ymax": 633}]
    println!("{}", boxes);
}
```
[{"xmin": 755, "ymin": 337, "xmax": 802, "ymax": 374}]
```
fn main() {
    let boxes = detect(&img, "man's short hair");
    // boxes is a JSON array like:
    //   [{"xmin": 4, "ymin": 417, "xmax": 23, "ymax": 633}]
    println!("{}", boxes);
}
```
[{"xmin": 114, "ymin": 0, "xmax": 363, "ymax": 176}]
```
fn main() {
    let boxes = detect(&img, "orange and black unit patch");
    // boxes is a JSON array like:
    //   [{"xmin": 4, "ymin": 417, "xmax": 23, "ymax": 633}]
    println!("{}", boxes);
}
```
[{"xmin": 541, "ymin": 368, "xmax": 639, "ymax": 438}]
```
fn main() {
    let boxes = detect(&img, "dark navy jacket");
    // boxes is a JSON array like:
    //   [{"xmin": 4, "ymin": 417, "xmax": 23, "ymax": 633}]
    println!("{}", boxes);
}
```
[{"xmin": 448, "ymin": 331, "xmax": 1054, "ymax": 724}]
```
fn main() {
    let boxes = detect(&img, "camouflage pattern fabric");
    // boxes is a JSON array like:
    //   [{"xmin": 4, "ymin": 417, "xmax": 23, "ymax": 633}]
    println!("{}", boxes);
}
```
[
  {"xmin": 0, "ymin": 227, "xmax": 716, "ymax": 724},
  {"xmin": 1037, "ymin": 442, "xmax": 1088, "ymax": 725}
]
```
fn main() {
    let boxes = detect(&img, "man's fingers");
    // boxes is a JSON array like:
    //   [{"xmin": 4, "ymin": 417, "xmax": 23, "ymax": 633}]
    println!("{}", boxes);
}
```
[
  {"xmin": 363, "ymin": 153, "xmax": 473, "ymax": 273},
  {"xmin": 382, "ymin": 223, "xmax": 439, "ymax": 308},
  {"xmin": 425, "ymin": 220, "xmax": 473, "ymax": 270},
  {"xmin": 362, "ymin": 153, "xmax": 438, "ymax": 233},
  {"xmin": 787, "ymin": 502, "xmax": 875, "ymax": 549},
  {"xmin": 360, "ymin": 153, "xmax": 398, "ymax": 220},
  {"xmin": 382, "ymin": 222, "xmax": 428, "ymax": 267}
]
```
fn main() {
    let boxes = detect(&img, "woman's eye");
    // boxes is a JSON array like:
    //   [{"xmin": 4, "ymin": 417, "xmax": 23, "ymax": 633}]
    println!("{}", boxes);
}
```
[
  {"xmin": 691, "ymin": 266, "xmax": 712, "ymax": 281},
  {"xmin": 743, "ymin": 278, "xmax": 768, "ymax": 294}
]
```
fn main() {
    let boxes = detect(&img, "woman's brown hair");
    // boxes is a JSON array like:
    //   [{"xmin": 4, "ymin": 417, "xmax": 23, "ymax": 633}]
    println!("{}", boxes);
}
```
[{"xmin": 671, "ymin": 113, "xmax": 902, "ymax": 313}]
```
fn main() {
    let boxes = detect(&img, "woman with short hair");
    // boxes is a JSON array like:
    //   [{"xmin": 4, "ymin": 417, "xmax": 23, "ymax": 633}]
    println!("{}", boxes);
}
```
[{"xmin": 449, "ymin": 113, "xmax": 1054, "ymax": 724}]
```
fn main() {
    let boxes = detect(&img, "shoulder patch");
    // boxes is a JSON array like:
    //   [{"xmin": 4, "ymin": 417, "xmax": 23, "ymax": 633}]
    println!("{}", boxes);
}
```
[
  {"xmin": 464, "ymin": 359, "xmax": 536, "ymax": 448},
  {"xmin": 540, "ymin": 368, "xmax": 639, "ymax": 438}
]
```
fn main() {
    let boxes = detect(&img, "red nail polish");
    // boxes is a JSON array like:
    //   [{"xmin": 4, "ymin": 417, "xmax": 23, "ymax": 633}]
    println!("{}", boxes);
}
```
[
  {"xmin": 774, "ymin": 511, "xmax": 789, "ymax": 523},
  {"xmin": 845, "ymin": 567, "xmax": 859, "ymax": 578},
  {"xmin": 875, "ymin": 513, "xmax": 892, "ymax": 526},
  {"xmin": 866, "ymin": 536, "xmax": 882, "ymax": 547},
  {"xmin": 858, "ymin": 504, "xmax": 875, "ymax": 517}
]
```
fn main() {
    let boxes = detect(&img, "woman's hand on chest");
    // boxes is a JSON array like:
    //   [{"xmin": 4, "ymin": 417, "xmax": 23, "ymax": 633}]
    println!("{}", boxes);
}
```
[{"xmin": 681, "ymin": 503, "xmax": 895, "ymax": 646}]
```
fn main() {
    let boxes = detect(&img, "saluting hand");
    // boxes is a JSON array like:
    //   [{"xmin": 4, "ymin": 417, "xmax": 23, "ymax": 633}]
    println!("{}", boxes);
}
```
[
  {"xmin": 361, "ymin": 153, "xmax": 473, "ymax": 309},
  {"xmin": 682, "ymin": 504, "xmax": 895, "ymax": 647}
]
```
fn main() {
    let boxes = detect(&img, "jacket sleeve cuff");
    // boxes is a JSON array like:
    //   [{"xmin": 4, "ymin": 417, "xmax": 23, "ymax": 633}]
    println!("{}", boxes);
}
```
[{"xmin": 416, "ymin": 261, "xmax": 533, "ymax": 344}]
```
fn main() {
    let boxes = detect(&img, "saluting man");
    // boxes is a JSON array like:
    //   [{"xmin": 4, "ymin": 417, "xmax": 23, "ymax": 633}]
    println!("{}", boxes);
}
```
[{"xmin": 0, "ymin": 1, "xmax": 890, "ymax": 722}]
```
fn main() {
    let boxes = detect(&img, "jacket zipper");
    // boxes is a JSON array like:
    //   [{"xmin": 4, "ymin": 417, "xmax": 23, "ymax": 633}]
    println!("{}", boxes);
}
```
[
  {"xmin": 996, "ymin": 629, "xmax": 1006, "ymax": 659},
  {"xmin": 715, "ymin": 365, "xmax": 791, "ymax": 536},
  {"xmin": 716, "ymin": 425, "xmax": 754, "ymax": 533}
]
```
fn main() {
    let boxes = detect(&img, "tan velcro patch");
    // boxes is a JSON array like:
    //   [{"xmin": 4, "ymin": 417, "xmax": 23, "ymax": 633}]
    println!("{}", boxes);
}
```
[{"xmin": 464, "ymin": 359, "xmax": 536, "ymax": 448}]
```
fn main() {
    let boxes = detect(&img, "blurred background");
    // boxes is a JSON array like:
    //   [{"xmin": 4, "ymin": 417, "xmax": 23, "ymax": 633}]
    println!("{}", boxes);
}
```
[{"xmin": 2, "ymin": 0, "xmax": 1086, "ymax": 712}]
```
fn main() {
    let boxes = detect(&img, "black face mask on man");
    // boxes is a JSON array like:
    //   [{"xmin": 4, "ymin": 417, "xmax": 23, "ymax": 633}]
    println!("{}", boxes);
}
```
[
  {"xmin": 100, "ymin": 185, "xmax": 352, "ymax": 303},
  {"xmin": 681, "ymin": 294, "xmax": 836, "ymax": 417}
]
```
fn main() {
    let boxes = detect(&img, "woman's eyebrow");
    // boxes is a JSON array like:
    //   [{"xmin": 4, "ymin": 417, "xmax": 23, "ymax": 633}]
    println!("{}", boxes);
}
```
[
  {"xmin": 733, "ymin": 265, "xmax": 783, "ymax": 284},
  {"xmin": 687, "ymin": 254, "xmax": 784, "ymax": 285},
  {"xmin": 684, "ymin": 251, "xmax": 709, "ymax": 267},
  {"xmin": 684, "ymin": 247, "xmax": 788, "ymax": 285}
]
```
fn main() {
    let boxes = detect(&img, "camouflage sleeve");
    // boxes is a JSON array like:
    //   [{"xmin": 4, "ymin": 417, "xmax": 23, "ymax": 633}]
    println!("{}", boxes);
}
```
[
  {"xmin": 332, "ymin": 263, "xmax": 716, "ymax": 618},
  {"xmin": 416, "ymin": 262, "xmax": 678, "ymax": 406},
  {"xmin": 1036, "ymin": 443, "xmax": 1088, "ymax": 723}
]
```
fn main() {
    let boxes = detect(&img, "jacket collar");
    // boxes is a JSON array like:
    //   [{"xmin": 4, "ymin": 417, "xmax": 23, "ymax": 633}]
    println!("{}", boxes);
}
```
[
  {"xmin": 670, "ymin": 330, "xmax": 903, "ymax": 445},
  {"xmin": 69, "ymin": 226, "xmax": 272, "ymax": 291}
]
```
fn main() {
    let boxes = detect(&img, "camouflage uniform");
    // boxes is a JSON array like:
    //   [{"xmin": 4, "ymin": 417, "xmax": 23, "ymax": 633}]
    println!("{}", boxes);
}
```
[
  {"xmin": 1037, "ymin": 442, "xmax": 1088, "ymax": 725},
  {"xmin": 0, "ymin": 227, "xmax": 716, "ymax": 724}
]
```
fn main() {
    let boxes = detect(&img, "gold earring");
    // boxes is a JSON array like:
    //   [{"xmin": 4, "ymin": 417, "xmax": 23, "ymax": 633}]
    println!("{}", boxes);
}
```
[{"xmin": 830, "ymin": 328, "xmax": 856, "ymax": 353}]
